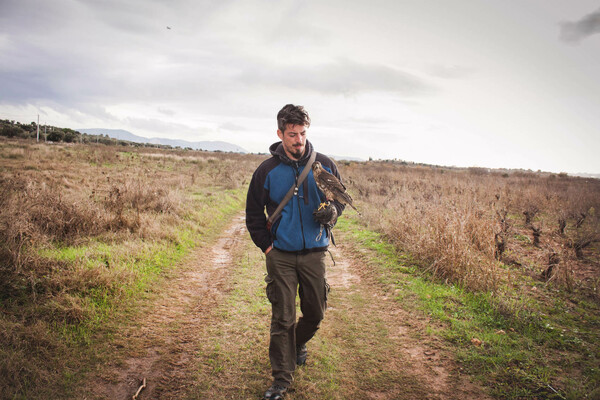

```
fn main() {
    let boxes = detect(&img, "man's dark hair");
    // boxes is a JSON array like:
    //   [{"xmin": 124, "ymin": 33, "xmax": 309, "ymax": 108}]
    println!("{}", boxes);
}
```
[{"xmin": 277, "ymin": 104, "xmax": 311, "ymax": 132}]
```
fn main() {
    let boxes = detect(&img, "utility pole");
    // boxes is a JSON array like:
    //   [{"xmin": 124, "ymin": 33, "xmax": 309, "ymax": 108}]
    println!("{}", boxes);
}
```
[
  {"xmin": 36, "ymin": 114, "xmax": 40, "ymax": 142},
  {"xmin": 44, "ymin": 123, "xmax": 47, "ymax": 142}
]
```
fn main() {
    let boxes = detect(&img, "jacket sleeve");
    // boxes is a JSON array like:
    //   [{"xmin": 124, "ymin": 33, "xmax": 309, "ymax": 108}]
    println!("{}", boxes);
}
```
[{"xmin": 245, "ymin": 167, "xmax": 272, "ymax": 252}]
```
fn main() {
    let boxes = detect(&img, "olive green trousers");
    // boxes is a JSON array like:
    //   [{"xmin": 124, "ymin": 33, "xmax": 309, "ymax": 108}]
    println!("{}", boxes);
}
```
[{"xmin": 265, "ymin": 248, "xmax": 329, "ymax": 387}]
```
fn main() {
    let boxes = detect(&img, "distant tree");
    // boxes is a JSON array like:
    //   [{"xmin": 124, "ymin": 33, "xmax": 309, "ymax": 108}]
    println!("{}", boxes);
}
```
[
  {"xmin": 0, "ymin": 125, "xmax": 25, "ymax": 138},
  {"xmin": 47, "ymin": 129, "xmax": 65, "ymax": 142},
  {"xmin": 27, "ymin": 122, "xmax": 37, "ymax": 132},
  {"xmin": 63, "ymin": 130, "xmax": 77, "ymax": 143}
]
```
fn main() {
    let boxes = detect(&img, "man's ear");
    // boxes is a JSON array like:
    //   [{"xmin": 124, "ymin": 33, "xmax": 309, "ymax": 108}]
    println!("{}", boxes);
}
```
[{"xmin": 277, "ymin": 129, "xmax": 284, "ymax": 140}]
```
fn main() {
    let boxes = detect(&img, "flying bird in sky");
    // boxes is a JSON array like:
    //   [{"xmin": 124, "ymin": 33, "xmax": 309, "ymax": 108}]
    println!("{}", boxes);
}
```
[{"xmin": 312, "ymin": 161, "xmax": 359, "ymax": 214}]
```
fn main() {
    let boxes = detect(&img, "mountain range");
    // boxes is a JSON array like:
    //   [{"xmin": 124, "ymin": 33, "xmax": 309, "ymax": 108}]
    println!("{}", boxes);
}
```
[{"xmin": 77, "ymin": 128, "xmax": 248, "ymax": 153}]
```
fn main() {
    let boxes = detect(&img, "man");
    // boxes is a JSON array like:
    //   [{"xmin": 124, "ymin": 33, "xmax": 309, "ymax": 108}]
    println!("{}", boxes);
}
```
[{"xmin": 246, "ymin": 104, "xmax": 344, "ymax": 399}]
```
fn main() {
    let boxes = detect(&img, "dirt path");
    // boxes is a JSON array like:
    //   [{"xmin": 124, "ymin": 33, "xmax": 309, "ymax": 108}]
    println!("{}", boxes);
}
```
[
  {"xmin": 323, "ymin": 236, "xmax": 490, "ymax": 399},
  {"xmin": 86, "ymin": 214, "xmax": 490, "ymax": 399},
  {"xmin": 88, "ymin": 214, "xmax": 248, "ymax": 400}
]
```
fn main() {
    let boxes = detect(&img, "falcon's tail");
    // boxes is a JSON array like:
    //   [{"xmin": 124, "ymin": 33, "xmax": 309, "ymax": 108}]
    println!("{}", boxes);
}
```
[{"xmin": 348, "ymin": 202, "xmax": 361, "ymax": 216}]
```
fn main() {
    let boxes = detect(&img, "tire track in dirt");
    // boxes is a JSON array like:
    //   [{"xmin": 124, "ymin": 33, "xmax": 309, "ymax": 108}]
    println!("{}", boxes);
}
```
[
  {"xmin": 323, "ymin": 237, "xmax": 491, "ymax": 400},
  {"xmin": 88, "ymin": 214, "xmax": 247, "ymax": 400}
]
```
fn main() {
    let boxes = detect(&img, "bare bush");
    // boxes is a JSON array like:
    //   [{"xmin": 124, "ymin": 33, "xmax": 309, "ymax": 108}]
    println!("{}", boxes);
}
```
[
  {"xmin": 558, "ymin": 217, "xmax": 567, "ymax": 235},
  {"xmin": 542, "ymin": 252, "xmax": 560, "ymax": 281},
  {"xmin": 531, "ymin": 224, "xmax": 542, "ymax": 247},
  {"xmin": 523, "ymin": 205, "xmax": 539, "ymax": 226}
]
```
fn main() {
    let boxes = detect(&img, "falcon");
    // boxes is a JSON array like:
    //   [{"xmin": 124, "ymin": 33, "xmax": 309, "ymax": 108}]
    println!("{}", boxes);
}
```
[{"xmin": 311, "ymin": 161, "xmax": 359, "ymax": 214}]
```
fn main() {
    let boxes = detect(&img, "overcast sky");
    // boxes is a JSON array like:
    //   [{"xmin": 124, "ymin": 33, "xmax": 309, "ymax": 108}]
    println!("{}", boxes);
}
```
[{"xmin": 1, "ymin": 1, "xmax": 599, "ymax": 174}]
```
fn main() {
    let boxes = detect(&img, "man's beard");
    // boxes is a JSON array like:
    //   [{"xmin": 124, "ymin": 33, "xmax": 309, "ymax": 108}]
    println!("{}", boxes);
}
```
[{"xmin": 290, "ymin": 145, "xmax": 304, "ymax": 159}]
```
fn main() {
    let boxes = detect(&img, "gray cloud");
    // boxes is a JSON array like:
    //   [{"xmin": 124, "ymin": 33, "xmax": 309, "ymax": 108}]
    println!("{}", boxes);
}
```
[
  {"xmin": 238, "ymin": 58, "xmax": 435, "ymax": 96},
  {"xmin": 219, "ymin": 121, "xmax": 247, "ymax": 131},
  {"xmin": 158, "ymin": 108, "xmax": 176, "ymax": 116},
  {"xmin": 560, "ymin": 8, "xmax": 600, "ymax": 44},
  {"xmin": 123, "ymin": 116, "xmax": 212, "ymax": 138}
]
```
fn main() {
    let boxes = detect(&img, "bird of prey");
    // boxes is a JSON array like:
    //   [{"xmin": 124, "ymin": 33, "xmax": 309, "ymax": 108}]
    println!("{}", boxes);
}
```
[{"xmin": 312, "ymin": 161, "xmax": 359, "ymax": 214}]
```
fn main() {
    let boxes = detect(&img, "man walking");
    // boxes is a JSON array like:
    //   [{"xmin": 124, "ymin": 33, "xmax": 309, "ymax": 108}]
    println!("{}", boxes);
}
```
[{"xmin": 246, "ymin": 104, "xmax": 344, "ymax": 399}]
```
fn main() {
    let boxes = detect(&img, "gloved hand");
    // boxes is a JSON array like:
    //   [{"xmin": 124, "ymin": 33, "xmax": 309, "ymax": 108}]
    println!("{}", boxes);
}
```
[{"xmin": 313, "ymin": 202, "xmax": 338, "ymax": 226}]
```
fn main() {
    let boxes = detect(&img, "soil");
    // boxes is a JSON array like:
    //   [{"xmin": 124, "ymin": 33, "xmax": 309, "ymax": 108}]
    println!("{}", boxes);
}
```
[
  {"xmin": 327, "ymin": 238, "xmax": 491, "ymax": 400},
  {"xmin": 87, "ymin": 215, "xmax": 247, "ymax": 399},
  {"xmin": 85, "ymin": 214, "xmax": 490, "ymax": 399}
]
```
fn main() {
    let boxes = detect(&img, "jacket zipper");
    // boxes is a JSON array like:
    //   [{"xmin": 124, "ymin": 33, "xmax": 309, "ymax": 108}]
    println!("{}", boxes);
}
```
[{"xmin": 294, "ymin": 162, "xmax": 307, "ymax": 249}]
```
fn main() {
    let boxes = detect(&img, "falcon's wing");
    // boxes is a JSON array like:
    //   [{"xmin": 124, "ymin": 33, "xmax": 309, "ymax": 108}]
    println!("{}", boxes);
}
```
[{"xmin": 318, "ymin": 169, "xmax": 347, "ymax": 192}]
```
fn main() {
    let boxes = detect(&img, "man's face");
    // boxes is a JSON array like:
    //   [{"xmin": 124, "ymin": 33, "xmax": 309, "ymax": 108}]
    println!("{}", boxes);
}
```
[{"xmin": 277, "ymin": 124, "xmax": 307, "ymax": 160}]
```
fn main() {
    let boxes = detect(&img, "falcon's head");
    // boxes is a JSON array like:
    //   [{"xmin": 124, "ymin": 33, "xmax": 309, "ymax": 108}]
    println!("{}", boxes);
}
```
[{"xmin": 311, "ymin": 161, "xmax": 322, "ymax": 176}]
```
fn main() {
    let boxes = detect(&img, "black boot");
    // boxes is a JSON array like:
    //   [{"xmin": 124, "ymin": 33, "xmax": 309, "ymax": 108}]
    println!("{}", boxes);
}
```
[
  {"xmin": 296, "ymin": 343, "xmax": 308, "ymax": 366},
  {"xmin": 264, "ymin": 384, "xmax": 288, "ymax": 399}
]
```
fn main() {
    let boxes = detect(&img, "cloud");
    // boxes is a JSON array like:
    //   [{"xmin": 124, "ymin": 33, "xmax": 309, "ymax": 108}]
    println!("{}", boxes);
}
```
[
  {"xmin": 158, "ymin": 108, "xmax": 176, "ymax": 117},
  {"xmin": 427, "ymin": 64, "xmax": 476, "ymax": 80},
  {"xmin": 560, "ymin": 8, "xmax": 600, "ymax": 44},
  {"xmin": 237, "ymin": 58, "xmax": 435, "ymax": 96},
  {"xmin": 123, "ymin": 116, "xmax": 213, "ymax": 139},
  {"xmin": 219, "ymin": 121, "xmax": 247, "ymax": 131}
]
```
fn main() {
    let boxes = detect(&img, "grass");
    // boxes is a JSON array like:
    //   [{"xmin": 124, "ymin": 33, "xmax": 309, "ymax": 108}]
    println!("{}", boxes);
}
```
[
  {"xmin": 336, "ymin": 215, "xmax": 600, "ymax": 399},
  {"xmin": 0, "ymin": 139, "xmax": 258, "ymax": 399},
  {"xmin": 339, "ymin": 161, "xmax": 600, "ymax": 295},
  {"xmin": 187, "ymin": 217, "xmax": 435, "ymax": 399},
  {"xmin": 1, "ymin": 188, "xmax": 246, "ymax": 399},
  {"xmin": 3, "ymin": 137, "xmax": 599, "ymax": 399},
  {"xmin": 187, "ymin": 234, "xmax": 272, "ymax": 399}
]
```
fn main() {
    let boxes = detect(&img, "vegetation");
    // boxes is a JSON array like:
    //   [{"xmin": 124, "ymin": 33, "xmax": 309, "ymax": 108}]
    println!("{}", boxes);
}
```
[
  {"xmin": 0, "ymin": 137, "xmax": 262, "ymax": 398},
  {"xmin": 1, "ymin": 133, "xmax": 598, "ymax": 399},
  {"xmin": 340, "ymin": 161, "xmax": 600, "ymax": 294},
  {"xmin": 338, "ymin": 161, "xmax": 600, "ymax": 398},
  {"xmin": 1, "ymin": 119, "xmax": 190, "ymax": 149}
]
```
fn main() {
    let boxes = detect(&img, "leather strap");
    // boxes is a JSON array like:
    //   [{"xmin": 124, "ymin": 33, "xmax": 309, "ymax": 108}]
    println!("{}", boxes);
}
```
[{"xmin": 267, "ymin": 151, "xmax": 317, "ymax": 229}]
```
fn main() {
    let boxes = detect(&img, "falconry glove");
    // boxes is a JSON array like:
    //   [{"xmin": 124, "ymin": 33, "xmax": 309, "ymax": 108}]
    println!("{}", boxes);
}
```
[
  {"xmin": 313, "ymin": 202, "xmax": 338, "ymax": 226},
  {"xmin": 313, "ymin": 202, "xmax": 337, "ymax": 245}
]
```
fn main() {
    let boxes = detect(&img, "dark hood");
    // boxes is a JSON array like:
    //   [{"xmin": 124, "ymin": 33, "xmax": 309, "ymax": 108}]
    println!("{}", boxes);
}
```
[{"xmin": 269, "ymin": 139, "xmax": 314, "ymax": 166}]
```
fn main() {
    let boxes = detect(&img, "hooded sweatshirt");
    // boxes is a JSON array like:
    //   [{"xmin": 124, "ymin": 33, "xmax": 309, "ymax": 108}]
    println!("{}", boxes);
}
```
[{"xmin": 246, "ymin": 140, "xmax": 345, "ymax": 253}]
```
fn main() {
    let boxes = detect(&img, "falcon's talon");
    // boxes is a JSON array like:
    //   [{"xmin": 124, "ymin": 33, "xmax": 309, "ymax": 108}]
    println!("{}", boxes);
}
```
[{"xmin": 318, "ymin": 202, "xmax": 329, "ymax": 211}]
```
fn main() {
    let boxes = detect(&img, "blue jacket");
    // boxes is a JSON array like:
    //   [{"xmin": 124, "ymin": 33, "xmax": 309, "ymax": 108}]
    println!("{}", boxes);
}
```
[{"xmin": 246, "ymin": 140, "xmax": 345, "ymax": 253}]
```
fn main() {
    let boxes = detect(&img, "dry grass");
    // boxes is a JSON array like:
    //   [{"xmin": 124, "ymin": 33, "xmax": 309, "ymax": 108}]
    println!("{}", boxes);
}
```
[
  {"xmin": 3, "ymin": 135, "xmax": 597, "ymax": 397},
  {"xmin": 0, "ymin": 137, "xmax": 263, "ymax": 398},
  {"xmin": 339, "ymin": 161, "xmax": 600, "ymax": 295}
]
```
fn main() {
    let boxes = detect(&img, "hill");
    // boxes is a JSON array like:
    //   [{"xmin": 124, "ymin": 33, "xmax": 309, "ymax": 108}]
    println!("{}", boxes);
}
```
[{"xmin": 78, "ymin": 128, "xmax": 247, "ymax": 153}]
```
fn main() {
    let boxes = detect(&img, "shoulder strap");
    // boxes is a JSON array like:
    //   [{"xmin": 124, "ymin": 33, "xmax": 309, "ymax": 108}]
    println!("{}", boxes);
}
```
[{"xmin": 267, "ymin": 151, "xmax": 317, "ymax": 228}]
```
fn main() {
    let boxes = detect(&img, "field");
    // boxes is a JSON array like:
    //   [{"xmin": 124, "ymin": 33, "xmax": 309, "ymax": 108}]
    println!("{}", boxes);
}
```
[{"xmin": 1, "ymin": 137, "xmax": 598, "ymax": 399}]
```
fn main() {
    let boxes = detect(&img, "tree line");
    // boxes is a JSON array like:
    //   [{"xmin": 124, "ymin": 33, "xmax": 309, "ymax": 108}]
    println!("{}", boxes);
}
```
[{"xmin": 0, "ymin": 119, "xmax": 174, "ymax": 149}]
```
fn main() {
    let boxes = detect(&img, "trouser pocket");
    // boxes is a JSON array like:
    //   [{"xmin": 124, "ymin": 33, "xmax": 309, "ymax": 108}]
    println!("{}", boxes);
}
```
[{"xmin": 265, "ymin": 274, "xmax": 276, "ymax": 304}]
